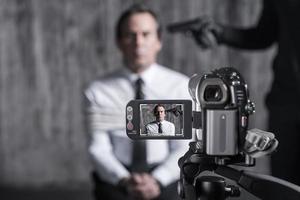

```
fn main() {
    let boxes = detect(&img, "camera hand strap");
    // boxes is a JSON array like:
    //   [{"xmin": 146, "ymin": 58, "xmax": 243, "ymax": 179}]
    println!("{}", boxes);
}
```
[{"xmin": 244, "ymin": 128, "xmax": 278, "ymax": 158}]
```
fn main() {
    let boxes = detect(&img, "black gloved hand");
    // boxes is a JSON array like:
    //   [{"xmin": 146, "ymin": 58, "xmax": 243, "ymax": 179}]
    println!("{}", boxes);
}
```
[{"xmin": 190, "ymin": 16, "xmax": 222, "ymax": 49}]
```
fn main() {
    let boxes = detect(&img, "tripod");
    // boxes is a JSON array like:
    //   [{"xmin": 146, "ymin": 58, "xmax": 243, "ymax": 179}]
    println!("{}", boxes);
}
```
[{"xmin": 178, "ymin": 142, "xmax": 300, "ymax": 200}]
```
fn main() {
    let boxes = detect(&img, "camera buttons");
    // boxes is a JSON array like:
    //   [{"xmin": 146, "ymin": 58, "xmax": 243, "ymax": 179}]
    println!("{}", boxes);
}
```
[
  {"xmin": 127, "ymin": 106, "xmax": 133, "ymax": 112},
  {"xmin": 127, "ymin": 122, "xmax": 134, "ymax": 130},
  {"xmin": 127, "ymin": 115, "xmax": 133, "ymax": 120},
  {"xmin": 241, "ymin": 116, "xmax": 248, "ymax": 127},
  {"xmin": 127, "ymin": 106, "xmax": 133, "ymax": 120}
]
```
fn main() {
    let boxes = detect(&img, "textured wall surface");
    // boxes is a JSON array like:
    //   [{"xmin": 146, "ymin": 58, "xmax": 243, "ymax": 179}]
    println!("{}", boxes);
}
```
[{"xmin": 0, "ymin": 0, "xmax": 274, "ymax": 191}]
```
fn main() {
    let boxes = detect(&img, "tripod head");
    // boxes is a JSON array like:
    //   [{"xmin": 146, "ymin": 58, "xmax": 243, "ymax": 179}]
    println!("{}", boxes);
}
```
[{"xmin": 178, "ymin": 142, "xmax": 300, "ymax": 200}]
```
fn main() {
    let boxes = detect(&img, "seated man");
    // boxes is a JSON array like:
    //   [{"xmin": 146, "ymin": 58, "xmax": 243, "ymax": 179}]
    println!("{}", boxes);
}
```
[
  {"xmin": 145, "ymin": 104, "xmax": 175, "ymax": 136},
  {"xmin": 85, "ymin": 4, "xmax": 190, "ymax": 200}
]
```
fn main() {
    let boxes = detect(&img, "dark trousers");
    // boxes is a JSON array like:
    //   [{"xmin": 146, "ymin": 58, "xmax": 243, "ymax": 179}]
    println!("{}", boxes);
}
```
[
  {"xmin": 268, "ymin": 106, "xmax": 300, "ymax": 186},
  {"xmin": 92, "ymin": 172, "xmax": 181, "ymax": 200}
]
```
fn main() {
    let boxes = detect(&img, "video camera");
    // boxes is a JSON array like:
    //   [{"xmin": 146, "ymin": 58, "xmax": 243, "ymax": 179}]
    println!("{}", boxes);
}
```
[
  {"xmin": 125, "ymin": 67, "xmax": 300, "ymax": 200},
  {"xmin": 126, "ymin": 67, "xmax": 275, "ymax": 160}
]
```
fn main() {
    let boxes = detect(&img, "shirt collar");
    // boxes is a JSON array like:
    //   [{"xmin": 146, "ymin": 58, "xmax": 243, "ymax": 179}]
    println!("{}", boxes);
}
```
[
  {"xmin": 122, "ymin": 63, "xmax": 159, "ymax": 85},
  {"xmin": 157, "ymin": 120, "xmax": 165, "ymax": 124}
]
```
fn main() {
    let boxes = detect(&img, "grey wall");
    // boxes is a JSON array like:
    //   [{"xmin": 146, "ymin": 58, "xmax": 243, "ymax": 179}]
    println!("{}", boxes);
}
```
[{"xmin": 0, "ymin": 0, "xmax": 274, "ymax": 192}]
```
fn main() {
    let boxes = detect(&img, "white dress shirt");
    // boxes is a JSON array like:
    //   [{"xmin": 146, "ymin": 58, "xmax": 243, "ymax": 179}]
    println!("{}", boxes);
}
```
[
  {"xmin": 145, "ymin": 120, "xmax": 175, "ymax": 136},
  {"xmin": 85, "ymin": 63, "xmax": 191, "ymax": 186}
]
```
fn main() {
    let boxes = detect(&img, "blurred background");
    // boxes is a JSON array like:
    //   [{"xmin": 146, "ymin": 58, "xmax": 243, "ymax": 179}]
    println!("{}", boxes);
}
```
[{"xmin": 0, "ymin": 0, "xmax": 275, "ymax": 199}]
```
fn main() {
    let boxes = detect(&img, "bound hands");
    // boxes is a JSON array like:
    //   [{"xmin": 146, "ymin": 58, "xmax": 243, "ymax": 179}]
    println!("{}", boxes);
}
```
[{"xmin": 120, "ymin": 173, "xmax": 161, "ymax": 200}]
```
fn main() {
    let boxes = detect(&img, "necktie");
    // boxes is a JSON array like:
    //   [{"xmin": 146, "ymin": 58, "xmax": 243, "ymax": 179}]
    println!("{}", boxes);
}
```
[
  {"xmin": 158, "ymin": 122, "xmax": 163, "ymax": 133},
  {"xmin": 135, "ymin": 77, "xmax": 144, "ymax": 99},
  {"xmin": 131, "ymin": 77, "xmax": 147, "ymax": 172}
]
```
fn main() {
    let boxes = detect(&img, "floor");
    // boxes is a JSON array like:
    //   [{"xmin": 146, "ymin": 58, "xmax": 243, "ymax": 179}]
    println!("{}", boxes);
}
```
[{"xmin": 0, "ymin": 185, "xmax": 93, "ymax": 200}]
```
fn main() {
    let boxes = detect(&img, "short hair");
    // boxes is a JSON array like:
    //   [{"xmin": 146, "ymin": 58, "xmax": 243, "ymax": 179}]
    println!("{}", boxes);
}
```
[
  {"xmin": 115, "ymin": 4, "xmax": 162, "ymax": 40},
  {"xmin": 153, "ymin": 104, "xmax": 165, "ymax": 116}
]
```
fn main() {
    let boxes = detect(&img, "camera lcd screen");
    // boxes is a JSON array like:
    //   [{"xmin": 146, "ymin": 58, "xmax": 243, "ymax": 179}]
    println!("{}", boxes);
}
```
[{"xmin": 126, "ymin": 100, "xmax": 192, "ymax": 139}]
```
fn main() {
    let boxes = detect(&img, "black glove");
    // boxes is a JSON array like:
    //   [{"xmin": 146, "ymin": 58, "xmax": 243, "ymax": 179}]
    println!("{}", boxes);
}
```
[
  {"xmin": 168, "ymin": 16, "xmax": 223, "ymax": 49},
  {"xmin": 190, "ymin": 16, "xmax": 222, "ymax": 49}
]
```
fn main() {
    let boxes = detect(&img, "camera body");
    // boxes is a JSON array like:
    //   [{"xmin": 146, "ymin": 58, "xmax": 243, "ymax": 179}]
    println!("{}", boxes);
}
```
[
  {"xmin": 195, "ymin": 67, "xmax": 254, "ymax": 156},
  {"xmin": 126, "ymin": 67, "xmax": 255, "ymax": 157}
]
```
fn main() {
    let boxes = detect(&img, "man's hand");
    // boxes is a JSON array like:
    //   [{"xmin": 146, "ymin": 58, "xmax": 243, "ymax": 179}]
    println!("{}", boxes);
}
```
[{"xmin": 123, "ymin": 173, "xmax": 161, "ymax": 200}]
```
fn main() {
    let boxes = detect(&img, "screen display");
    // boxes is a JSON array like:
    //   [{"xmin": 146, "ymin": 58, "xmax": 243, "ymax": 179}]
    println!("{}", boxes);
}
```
[
  {"xmin": 126, "ymin": 100, "xmax": 192, "ymax": 139},
  {"xmin": 139, "ymin": 103, "xmax": 184, "ymax": 137}
]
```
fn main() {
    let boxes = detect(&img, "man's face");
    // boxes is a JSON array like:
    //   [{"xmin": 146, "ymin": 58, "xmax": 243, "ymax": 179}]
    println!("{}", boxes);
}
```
[
  {"xmin": 117, "ymin": 12, "xmax": 162, "ymax": 73},
  {"xmin": 155, "ymin": 106, "xmax": 166, "ymax": 122}
]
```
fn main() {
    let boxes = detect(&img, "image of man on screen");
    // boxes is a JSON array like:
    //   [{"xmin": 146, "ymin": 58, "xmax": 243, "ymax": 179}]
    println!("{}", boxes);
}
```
[{"xmin": 144, "ymin": 104, "xmax": 175, "ymax": 136}]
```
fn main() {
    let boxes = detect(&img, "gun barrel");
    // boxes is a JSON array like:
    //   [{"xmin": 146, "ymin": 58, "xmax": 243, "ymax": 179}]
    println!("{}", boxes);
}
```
[{"xmin": 167, "ymin": 18, "xmax": 201, "ymax": 33}]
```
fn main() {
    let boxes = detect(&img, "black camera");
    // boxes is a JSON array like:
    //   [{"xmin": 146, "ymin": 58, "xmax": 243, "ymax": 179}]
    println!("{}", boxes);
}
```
[
  {"xmin": 125, "ymin": 68, "xmax": 300, "ymax": 200},
  {"xmin": 126, "ymin": 67, "xmax": 272, "ymax": 158}
]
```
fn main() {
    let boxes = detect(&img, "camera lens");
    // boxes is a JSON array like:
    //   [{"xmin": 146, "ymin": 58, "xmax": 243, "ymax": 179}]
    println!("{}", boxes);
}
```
[{"xmin": 204, "ymin": 85, "xmax": 223, "ymax": 102}]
